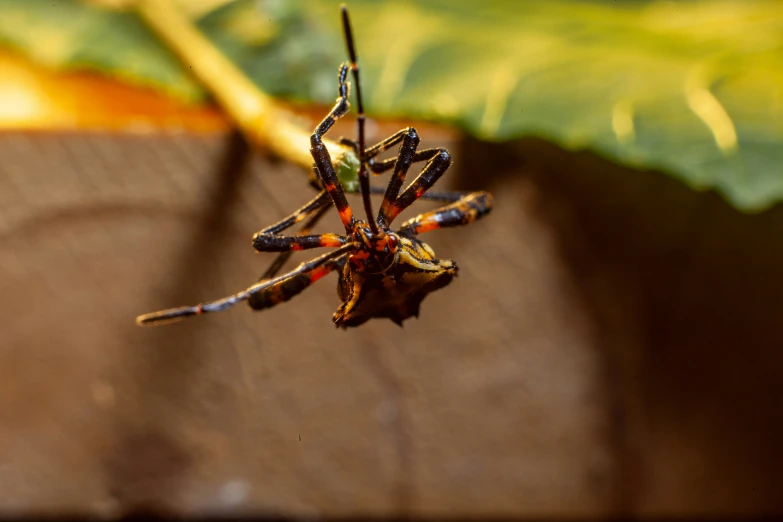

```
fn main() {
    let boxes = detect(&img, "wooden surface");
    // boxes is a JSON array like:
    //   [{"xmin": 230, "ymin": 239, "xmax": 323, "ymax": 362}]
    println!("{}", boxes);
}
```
[
  {"xmin": 2, "ymin": 122, "xmax": 783, "ymax": 518},
  {"xmin": 1, "ymin": 45, "xmax": 782, "ymax": 520}
]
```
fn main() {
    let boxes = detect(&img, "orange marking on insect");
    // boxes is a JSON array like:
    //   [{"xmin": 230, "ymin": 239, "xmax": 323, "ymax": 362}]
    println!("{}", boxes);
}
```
[
  {"xmin": 338, "ymin": 207, "xmax": 354, "ymax": 224},
  {"xmin": 291, "ymin": 243, "xmax": 303, "ymax": 251},
  {"xmin": 263, "ymin": 288, "xmax": 280, "ymax": 305},
  {"xmin": 348, "ymin": 250, "xmax": 370, "ymax": 270},
  {"xmin": 319, "ymin": 234, "xmax": 344, "ymax": 247},
  {"xmin": 414, "ymin": 220, "xmax": 439, "ymax": 234},
  {"xmin": 385, "ymin": 203, "xmax": 401, "ymax": 221},
  {"xmin": 309, "ymin": 266, "xmax": 331, "ymax": 282},
  {"xmin": 349, "ymin": 250, "xmax": 370, "ymax": 263},
  {"xmin": 415, "ymin": 185, "xmax": 426, "ymax": 198},
  {"xmin": 196, "ymin": 304, "xmax": 204, "ymax": 315}
]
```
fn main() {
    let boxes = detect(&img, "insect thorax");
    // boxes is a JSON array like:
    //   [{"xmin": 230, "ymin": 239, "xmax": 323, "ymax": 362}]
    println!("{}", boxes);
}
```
[{"xmin": 333, "ymin": 235, "xmax": 458, "ymax": 328}]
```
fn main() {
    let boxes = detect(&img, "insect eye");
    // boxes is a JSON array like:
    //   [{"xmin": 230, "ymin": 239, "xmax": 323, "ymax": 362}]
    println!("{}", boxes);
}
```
[{"xmin": 387, "ymin": 234, "xmax": 398, "ymax": 251}]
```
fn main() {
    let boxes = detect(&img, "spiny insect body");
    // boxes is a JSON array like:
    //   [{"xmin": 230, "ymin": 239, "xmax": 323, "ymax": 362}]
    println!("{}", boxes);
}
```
[{"xmin": 136, "ymin": 5, "xmax": 493, "ymax": 329}]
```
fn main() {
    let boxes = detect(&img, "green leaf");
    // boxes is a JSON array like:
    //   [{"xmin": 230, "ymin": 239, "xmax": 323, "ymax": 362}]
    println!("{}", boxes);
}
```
[
  {"xmin": 197, "ymin": 0, "xmax": 340, "ymax": 103},
  {"xmin": 1, "ymin": 0, "xmax": 781, "ymax": 211},
  {"xmin": 0, "ymin": 0, "xmax": 204, "ymax": 101},
  {"xmin": 293, "ymin": 0, "xmax": 783, "ymax": 212},
  {"xmin": 0, "ymin": 0, "xmax": 338, "ymax": 103}
]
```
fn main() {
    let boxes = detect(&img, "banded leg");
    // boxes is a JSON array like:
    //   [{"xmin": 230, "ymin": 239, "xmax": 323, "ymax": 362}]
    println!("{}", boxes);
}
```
[
  {"xmin": 331, "ymin": 128, "xmax": 443, "ymax": 208},
  {"xmin": 349, "ymin": 125, "xmax": 453, "ymax": 227},
  {"xmin": 252, "ymin": 190, "xmax": 346, "ymax": 252},
  {"xmin": 340, "ymin": 127, "xmax": 422, "ymax": 168},
  {"xmin": 247, "ymin": 253, "xmax": 346, "ymax": 311},
  {"xmin": 368, "ymin": 148, "xmax": 444, "ymax": 175},
  {"xmin": 258, "ymin": 189, "xmax": 331, "ymax": 236},
  {"xmin": 398, "ymin": 191, "xmax": 493, "ymax": 237},
  {"xmin": 255, "ymin": 203, "xmax": 331, "ymax": 279},
  {"xmin": 369, "ymin": 186, "xmax": 466, "ymax": 202},
  {"xmin": 381, "ymin": 147, "xmax": 452, "ymax": 225},
  {"xmin": 365, "ymin": 127, "xmax": 419, "ymax": 166},
  {"xmin": 310, "ymin": 64, "xmax": 355, "ymax": 232},
  {"xmin": 375, "ymin": 128, "xmax": 420, "ymax": 225},
  {"xmin": 248, "ymin": 203, "xmax": 332, "ymax": 310},
  {"xmin": 136, "ymin": 243, "xmax": 357, "ymax": 326},
  {"xmin": 253, "ymin": 230, "xmax": 345, "ymax": 252}
]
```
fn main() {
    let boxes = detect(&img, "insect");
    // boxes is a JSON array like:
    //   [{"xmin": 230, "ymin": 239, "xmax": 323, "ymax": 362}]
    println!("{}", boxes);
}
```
[{"xmin": 136, "ymin": 5, "xmax": 493, "ymax": 329}]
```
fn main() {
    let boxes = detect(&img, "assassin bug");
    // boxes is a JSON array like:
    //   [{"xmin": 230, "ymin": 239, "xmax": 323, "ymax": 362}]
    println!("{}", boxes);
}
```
[{"xmin": 136, "ymin": 5, "xmax": 493, "ymax": 328}]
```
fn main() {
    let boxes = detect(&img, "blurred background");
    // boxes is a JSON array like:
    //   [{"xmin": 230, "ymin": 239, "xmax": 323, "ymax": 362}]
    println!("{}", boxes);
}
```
[{"xmin": 1, "ymin": 0, "xmax": 782, "ymax": 518}]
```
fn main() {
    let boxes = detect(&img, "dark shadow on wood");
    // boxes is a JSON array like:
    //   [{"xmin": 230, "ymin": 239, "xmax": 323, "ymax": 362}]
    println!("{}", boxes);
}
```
[
  {"xmin": 456, "ymin": 134, "xmax": 783, "ymax": 514},
  {"xmin": 105, "ymin": 131, "xmax": 254, "ymax": 514}
]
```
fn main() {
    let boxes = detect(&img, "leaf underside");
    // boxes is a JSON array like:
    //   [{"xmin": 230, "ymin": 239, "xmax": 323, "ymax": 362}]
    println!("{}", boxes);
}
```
[{"xmin": 0, "ymin": 0, "xmax": 780, "ymax": 212}]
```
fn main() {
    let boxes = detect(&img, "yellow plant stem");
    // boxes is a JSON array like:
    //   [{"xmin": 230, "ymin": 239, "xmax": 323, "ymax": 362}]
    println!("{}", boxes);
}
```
[{"xmin": 134, "ymin": 0, "xmax": 348, "ymax": 169}]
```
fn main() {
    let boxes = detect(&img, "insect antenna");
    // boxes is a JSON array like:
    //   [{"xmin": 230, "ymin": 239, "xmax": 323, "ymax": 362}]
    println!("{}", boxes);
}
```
[{"xmin": 341, "ymin": 5, "xmax": 379, "ymax": 234}]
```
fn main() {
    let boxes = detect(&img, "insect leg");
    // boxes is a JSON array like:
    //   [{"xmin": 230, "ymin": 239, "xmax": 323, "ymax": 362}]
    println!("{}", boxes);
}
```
[
  {"xmin": 248, "ymin": 203, "xmax": 333, "ymax": 310},
  {"xmin": 311, "ymin": 64, "xmax": 355, "ymax": 232},
  {"xmin": 397, "ymin": 191, "xmax": 493, "ymax": 237},
  {"xmin": 367, "ymin": 148, "xmax": 442, "ymax": 174},
  {"xmin": 339, "ymin": 127, "xmax": 442, "ymax": 192},
  {"xmin": 257, "ymin": 189, "xmax": 331, "ymax": 236},
  {"xmin": 380, "ymin": 147, "xmax": 452, "ymax": 225},
  {"xmin": 365, "ymin": 127, "xmax": 419, "ymax": 164},
  {"xmin": 253, "ymin": 232, "xmax": 346, "ymax": 253},
  {"xmin": 369, "ymin": 187, "xmax": 467, "ymax": 202},
  {"xmin": 136, "ymin": 243, "xmax": 356, "ymax": 326},
  {"xmin": 247, "ymin": 253, "xmax": 346, "ymax": 312},
  {"xmin": 348, "ymin": 127, "xmax": 438, "ymax": 176},
  {"xmin": 338, "ymin": 127, "xmax": 421, "ymax": 167},
  {"xmin": 355, "ymin": 128, "xmax": 459, "ymax": 226},
  {"xmin": 252, "ymin": 190, "xmax": 346, "ymax": 252},
  {"xmin": 373, "ymin": 128, "xmax": 419, "ymax": 226},
  {"xmin": 256, "ymin": 203, "xmax": 331, "ymax": 279}
]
